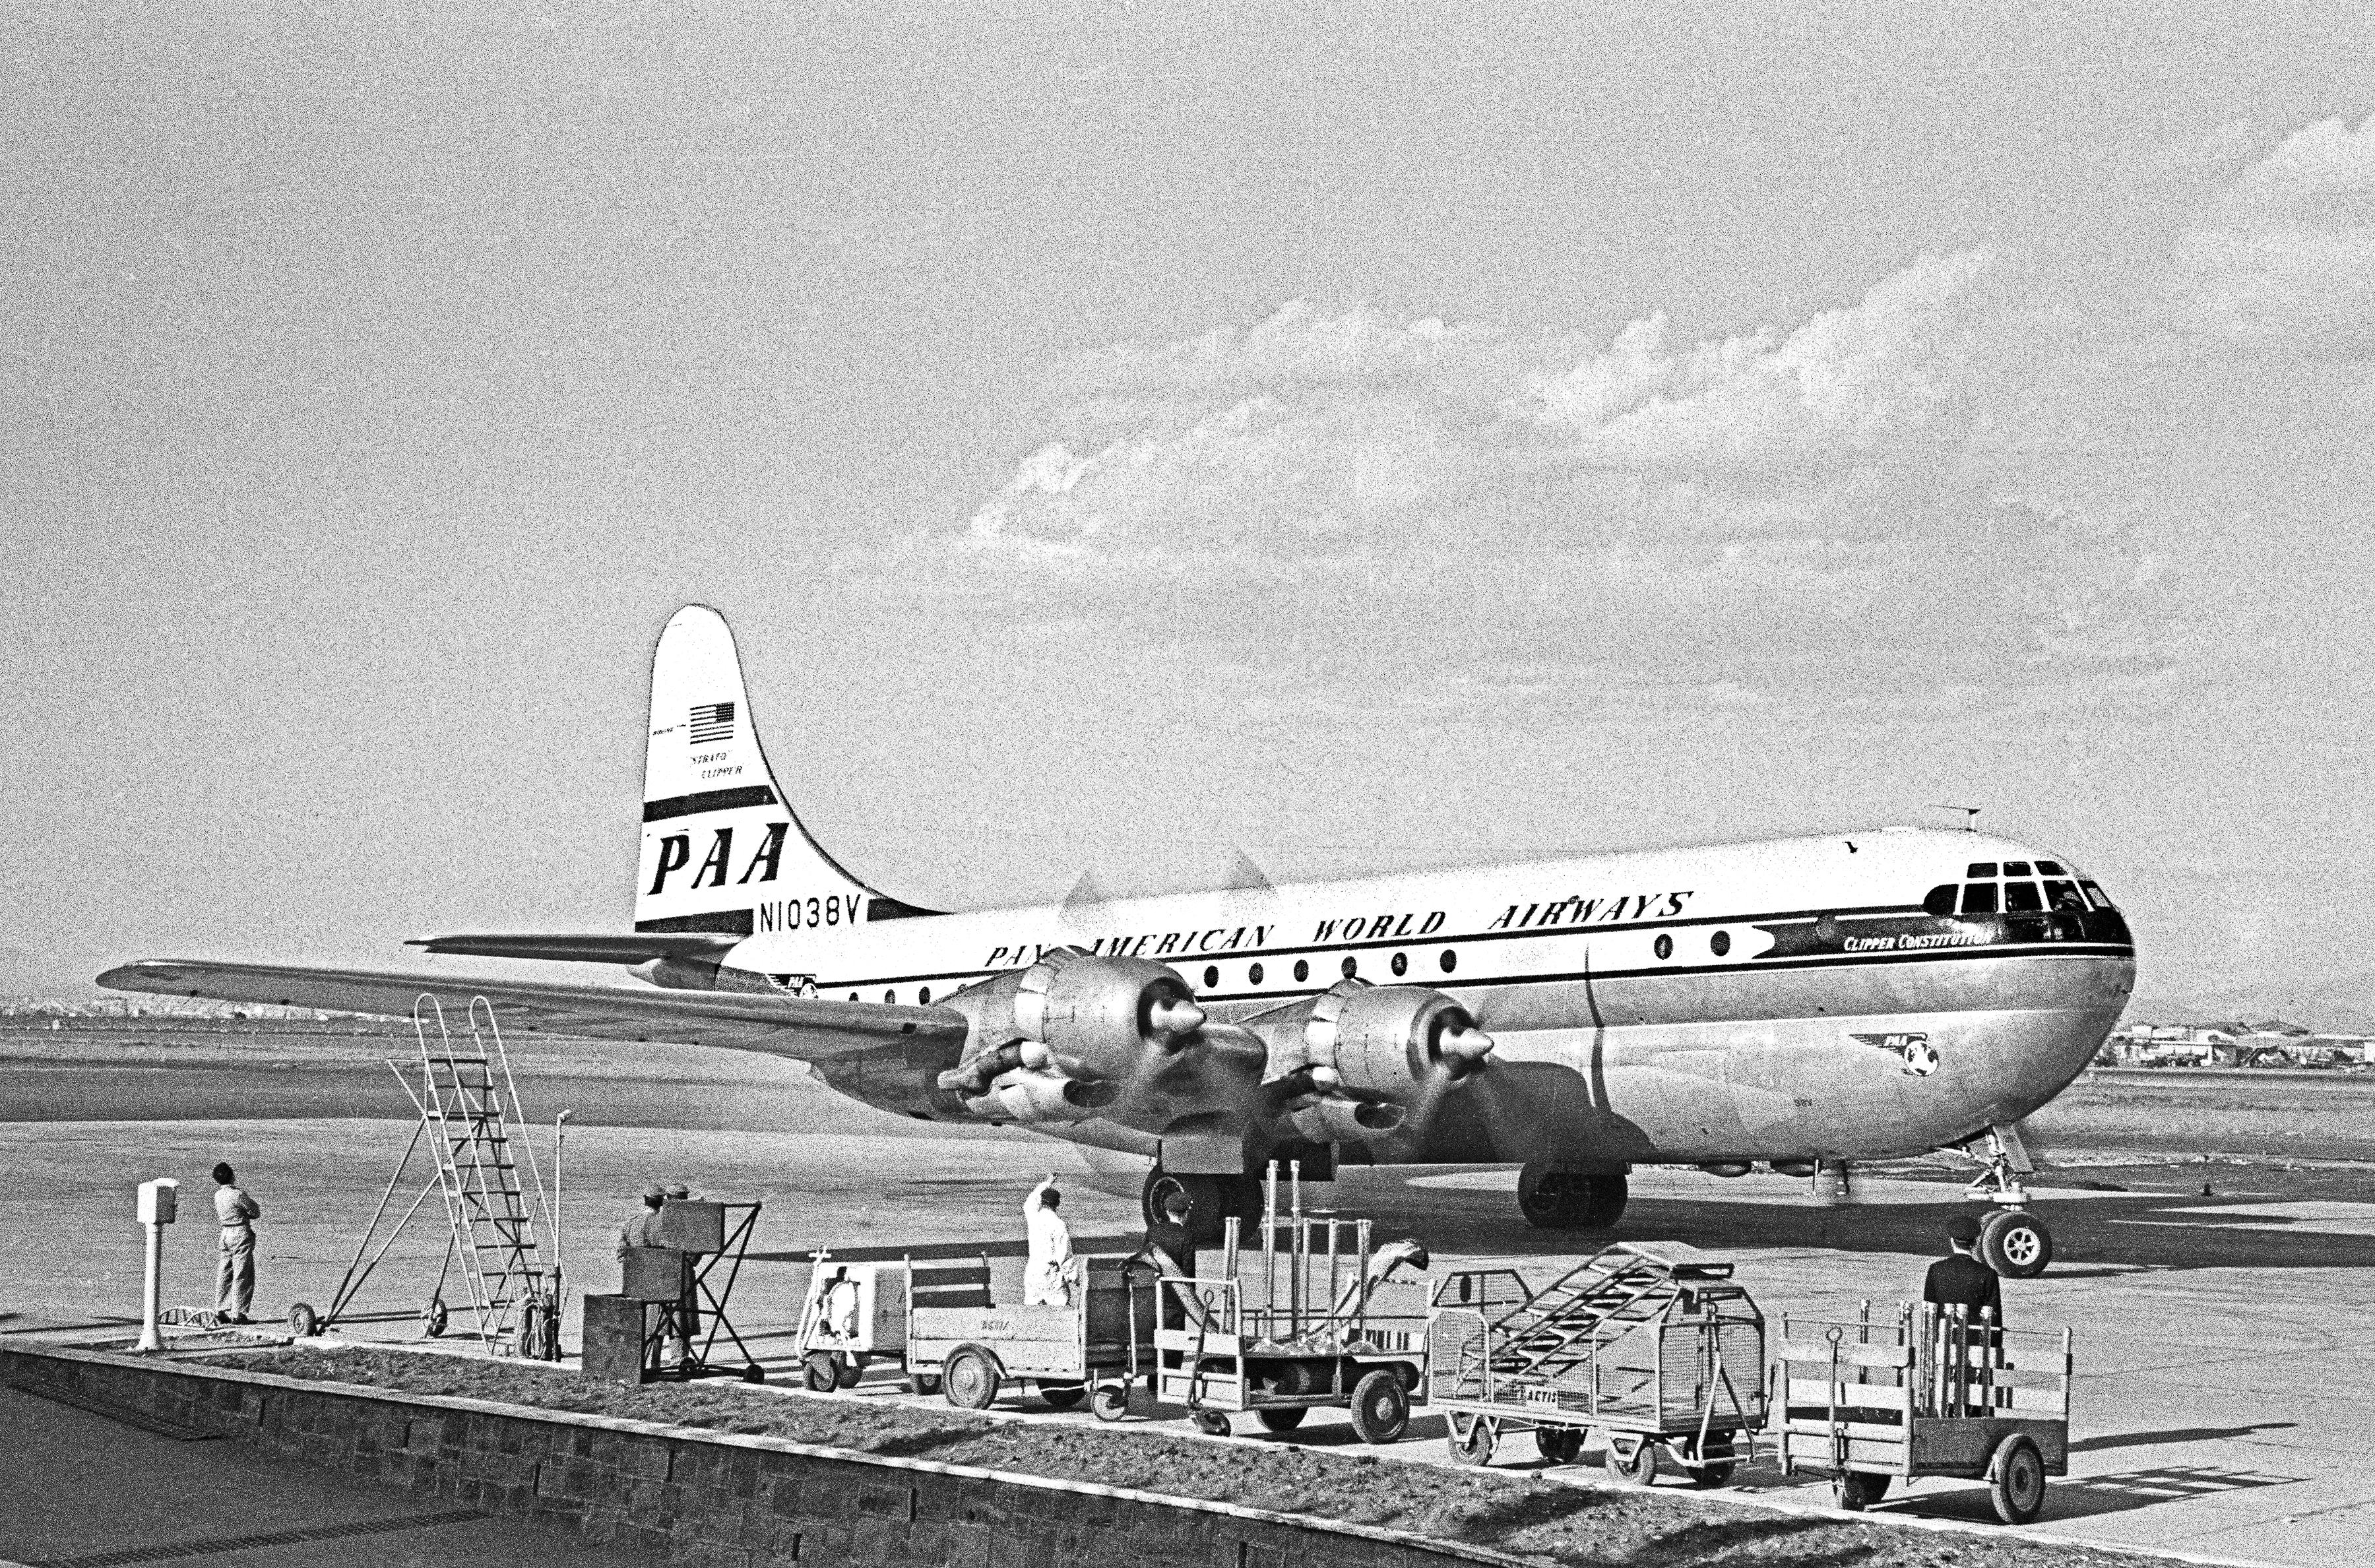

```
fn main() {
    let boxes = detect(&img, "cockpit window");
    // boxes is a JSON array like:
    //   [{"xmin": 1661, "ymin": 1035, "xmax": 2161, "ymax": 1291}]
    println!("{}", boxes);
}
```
[
  {"xmin": 2043, "ymin": 879, "xmax": 2082, "ymax": 910},
  {"xmin": 2037, "ymin": 860, "xmax": 2066, "ymax": 875},
  {"xmin": 2002, "ymin": 861, "xmax": 2033, "ymax": 877},
  {"xmin": 1966, "ymin": 862, "xmax": 1998, "ymax": 878},
  {"xmin": 2004, "ymin": 881, "xmax": 2043, "ymax": 912},
  {"xmin": 1923, "ymin": 884, "xmax": 1957, "ymax": 916},
  {"xmin": 1961, "ymin": 883, "xmax": 2000, "ymax": 916},
  {"xmin": 2079, "ymin": 880, "xmax": 2114, "ymax": 910}
]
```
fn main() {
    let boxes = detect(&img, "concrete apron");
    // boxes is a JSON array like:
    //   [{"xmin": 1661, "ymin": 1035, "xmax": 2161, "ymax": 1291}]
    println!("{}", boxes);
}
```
[{"xmin": 0, "ymin": 1340, "xmax": 1524, "ymax": 1568}]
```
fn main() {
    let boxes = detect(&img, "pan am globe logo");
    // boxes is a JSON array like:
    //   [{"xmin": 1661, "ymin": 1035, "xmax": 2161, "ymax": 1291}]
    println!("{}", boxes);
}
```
[{"xmin": 1851, "ymin": 1031, "xmax": 1939, "ymax": 1076}]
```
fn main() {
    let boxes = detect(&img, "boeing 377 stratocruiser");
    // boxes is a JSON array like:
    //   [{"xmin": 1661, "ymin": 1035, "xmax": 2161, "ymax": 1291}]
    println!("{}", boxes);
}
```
[{"xmin": 104, "ymin": 606, "xmax": 2136, "ymax": 1277}]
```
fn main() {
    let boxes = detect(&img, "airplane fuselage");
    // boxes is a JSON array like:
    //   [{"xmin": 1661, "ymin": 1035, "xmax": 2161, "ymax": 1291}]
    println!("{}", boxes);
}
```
[{"xmin": 712, "ymin": 826, "xmax": 2134, "ymax": 1167}]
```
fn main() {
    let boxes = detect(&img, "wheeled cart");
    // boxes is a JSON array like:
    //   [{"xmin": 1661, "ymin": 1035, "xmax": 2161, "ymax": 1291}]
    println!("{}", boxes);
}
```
[
  {"xmin": 902, "ymin": 1253, "xmax": 1155, "ymax": 1415},
  {"xmin": 1774, "ymin": 1303, "xmax": 2072, "ymax": 1524},
  {"xmin": 1154, "ymin": 1164, "xmax": 1432, "ymax": 1442},
  {"xmin": 1428, "ymin": 1245, "xmax": 1765, "ymax": 1484},
  {"xmin": 792, "ymin": 1255, "xmax": 907, "ymax": 1392}
]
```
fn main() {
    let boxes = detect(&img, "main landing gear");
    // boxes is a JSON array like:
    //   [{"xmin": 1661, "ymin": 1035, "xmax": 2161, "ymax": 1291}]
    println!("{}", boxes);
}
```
[
  {"xmin": 1517, "ymin": 1164, "xmax": 1630, "ymax": 1231},
  {"xmin": 1964, "ymin": 1125, "xmax": 2053, "ymax": 1279}
]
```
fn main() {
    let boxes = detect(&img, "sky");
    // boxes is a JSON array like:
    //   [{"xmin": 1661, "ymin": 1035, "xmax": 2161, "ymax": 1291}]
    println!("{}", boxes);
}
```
[{"xmin": 3, "ymin": 5, "xmax": 2371, "ymax": 1009}]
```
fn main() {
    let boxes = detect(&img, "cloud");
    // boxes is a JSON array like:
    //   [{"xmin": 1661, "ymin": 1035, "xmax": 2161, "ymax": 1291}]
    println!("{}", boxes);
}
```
[
  {"xmin": 2174, "ymin": 115, "xmax": 2375, "ymax": 354},
  {"xmin": 866, "ymin": 252, "xmax": 2172, "ymax": 720}
]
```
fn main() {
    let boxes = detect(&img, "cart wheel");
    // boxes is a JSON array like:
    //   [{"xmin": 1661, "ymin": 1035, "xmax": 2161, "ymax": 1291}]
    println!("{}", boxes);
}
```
[
  {"xmin": 1038, "ymin": 1381, "xmax": 1086, "ymax": 1410},
  {"xmin": 906, "ymin": 1373, "xmax": 941, "ymax": 1396},
  {"xmin": 1091, "ymin": 1382, "xmax": 1130, "ymax": 1422},
  {"xmin": 1980, "ymin": 1210, "xmax": 2054, "ymax": 1279},
  {"xmin": 1988, "ymin": 1436, "xmax": 2047, "ymax": 1524},
  {"xmin": 1255, "ymin": 1407, "xmax": 1307, "ymax": 1433},
  {"xmin": 803, "ymin": 1351, "xmax": 840, "ymax": 1393},
  {"xmin": 943, "ymin": 1348, "xmax": 1000, "ymax": 1410},
  {"xmin": 1838, "ymin": 1471, "xmax": 1890, "ymax": 1511},
  {"xmin": 1451, "ymin": 1416, "xmax": 1496, "ymax": 1467},
  {"xmin": 1536, "ymin": 1427, "xmax": 1584, "ymax": 1466},
  {"xmin": 1193, "ymin": 1408, "xmax": 1233, "ymax": 1437},
  {"xmin": 1687, "ymin": 1435, "xmax": 1736, "ymax": 1488},
  {"xmin": 422, "ymin": 1298, "xmax": 448, "ymax": 1338},
  {"xmin": 1348, "ymin": 1369, "xmax": 1410, "ymax": 1445},
  {"xmin": 287, "ymin": 1302, "xmax": 319, "ymax": 1338},
  {"xmin": 741, "ymin": 1365, "xmax": 767, "ymax": 1385},
  {"xmin": 1605, "ymin": 1439, "xmax": 1657, "ymax": 1486},
  {"xmin": 833, "ymin": 1352, "xmax": 864, "ymax": 1390}
]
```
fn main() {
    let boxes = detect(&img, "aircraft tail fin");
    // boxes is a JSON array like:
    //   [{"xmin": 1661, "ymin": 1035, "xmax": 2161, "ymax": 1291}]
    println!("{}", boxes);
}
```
[{"xmin": 637, "ymin": 606, "xmax": 931, "ymax": 937}]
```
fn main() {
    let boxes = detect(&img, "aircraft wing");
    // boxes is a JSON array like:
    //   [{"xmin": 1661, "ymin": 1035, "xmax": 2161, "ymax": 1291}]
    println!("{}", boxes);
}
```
[{"xmin": 96, "ymin": 959, "xmax": 968, "ymax": 1061}]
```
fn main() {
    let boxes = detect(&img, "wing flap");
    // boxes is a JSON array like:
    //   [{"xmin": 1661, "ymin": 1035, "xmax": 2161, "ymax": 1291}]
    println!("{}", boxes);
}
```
[{"xmin": 97, "ymin": 959, "xmax": 967, "ymax": 1062}]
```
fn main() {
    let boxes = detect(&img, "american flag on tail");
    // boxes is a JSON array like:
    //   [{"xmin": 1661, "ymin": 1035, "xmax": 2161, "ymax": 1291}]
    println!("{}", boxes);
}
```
[{"xmin": 689, "ymin": 702, "xmax": 736, "ymax": 743}]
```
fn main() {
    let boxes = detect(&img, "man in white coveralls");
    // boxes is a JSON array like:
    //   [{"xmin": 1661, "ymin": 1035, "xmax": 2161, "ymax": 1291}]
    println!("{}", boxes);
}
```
[{"xmin": 1023, "ymin": 1174, "xmax": 1075, "ymax": 1305}]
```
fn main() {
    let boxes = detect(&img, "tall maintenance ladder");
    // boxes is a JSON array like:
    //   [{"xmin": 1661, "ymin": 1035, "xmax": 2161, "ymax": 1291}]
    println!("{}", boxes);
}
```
[
  {"xmin": 406, "ymin": 995, "xmax": 556, "ymax": 1354},
  {"xmin": 1474, "ymin": 1245, "xmax": 1699, "ymax": 1385}
]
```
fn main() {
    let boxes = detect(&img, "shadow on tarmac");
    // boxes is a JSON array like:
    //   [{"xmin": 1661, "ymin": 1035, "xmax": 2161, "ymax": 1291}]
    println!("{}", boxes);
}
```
[{"xmin": 2071, "ymin": 1421, "xmax": 2300, "ymax": 1453}]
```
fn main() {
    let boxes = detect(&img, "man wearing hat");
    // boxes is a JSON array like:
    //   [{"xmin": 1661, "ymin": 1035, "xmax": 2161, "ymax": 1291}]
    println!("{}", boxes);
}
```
[
  {"xmin": 618, "ymin": 1185, "xmax": 664, "ymax": 1263},
  {"xmin": 1138, "ymin": 1186, "xmax": 1200, "ymax": 1329},
  {"xmin": 1924, "ymin": 1214, "xmax": 2004, "ymax": 1325}
]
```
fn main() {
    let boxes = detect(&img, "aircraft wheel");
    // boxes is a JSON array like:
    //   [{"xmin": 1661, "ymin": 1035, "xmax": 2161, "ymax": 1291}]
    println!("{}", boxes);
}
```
[
  {"xmin": 1989, "ymin": 1437, "xmax": 2046, "ymax": 1524},
  {"xmin": 1349, "ymin": 1369, "xmax": 1410, "ymax": 1444},
  {"xmin": 1518, "ymin": 1166, "xmax": 1630, "ymax": 1230},
  {"xmin": 1980, "ymin": 1210, "xmax": 2053, "ymax": 1278},
  {"xmin": 1536, "ymin": 1426, "xmax": 1584, "ymax": 1466},
  {"xmin": 942, "ymin": 1348, "xmax": 1000, "ymax": 1410},
  {"xmin": 1839, "ymin": 1471, "xmax": 1890, "ymax": 1511}
]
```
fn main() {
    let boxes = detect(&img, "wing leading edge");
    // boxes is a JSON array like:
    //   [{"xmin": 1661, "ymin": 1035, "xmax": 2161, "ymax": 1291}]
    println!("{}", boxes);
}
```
[{"xmin": 96, "ymin": 959, "xmax": 968, "ymax": 1061}]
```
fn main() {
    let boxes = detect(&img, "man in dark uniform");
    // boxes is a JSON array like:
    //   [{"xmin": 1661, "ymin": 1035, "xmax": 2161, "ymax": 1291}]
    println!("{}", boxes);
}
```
[
  {"xmin": 1139, "ymin": 1187, "xmax": 1200, "ymax": 1328},
  {"xmin": 1924, "ymin": 1214, "xmax": 2003, "ymax": 1323}
]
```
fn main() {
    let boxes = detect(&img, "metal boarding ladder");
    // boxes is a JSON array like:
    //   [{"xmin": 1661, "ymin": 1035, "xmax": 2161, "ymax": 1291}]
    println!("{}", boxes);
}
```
[
  {"xmin": 1483, "ymin": 1247, "xmax": 1680, "ymax": 1385},
  {"xmin": 410, "ymin": 997, "xmax": 553, "ymax": 1353}
]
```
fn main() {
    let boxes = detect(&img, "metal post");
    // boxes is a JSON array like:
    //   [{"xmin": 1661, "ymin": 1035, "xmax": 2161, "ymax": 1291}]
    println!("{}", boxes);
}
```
[
  {"xmin": 1288, "ymin": 1160, "xmax": 1304, "ymax": 1340},
  {"xmin": 554, "ymin": 1109, "xmax": 573, "ymax": 1352},
  {"xmin": 1263, "ymin": 1161, "xmax": 1278, "ymax": 1337},
  {"xmin": 137, "ymin": 1220, "xmax": 166, "ymax": 1353}
]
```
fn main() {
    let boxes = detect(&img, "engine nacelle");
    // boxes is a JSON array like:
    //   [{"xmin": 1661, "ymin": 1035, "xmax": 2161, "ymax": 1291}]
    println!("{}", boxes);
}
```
[
  {"xmin": 1301, "ymin": 980, "xmax": 1493, "ymax": 1099},
  {"xmin": 1282, "ymin": 1093, "xmax": 1407, "ymax": 1144},
  {"xmin": 937, "ymin": 947, "xmax": 1205, "ymax": 1100},
  {"xmin": 965, "ymin": 1068, "xmax": 1121, "ymax": 1124}
]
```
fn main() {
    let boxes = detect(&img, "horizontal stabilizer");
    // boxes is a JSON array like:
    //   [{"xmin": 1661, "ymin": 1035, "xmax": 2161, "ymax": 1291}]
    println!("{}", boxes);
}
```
[
  {"xmin": 407, "ymin": 932, "xmax": 740, "ymax": 965},
  {"xmin": 98, "ymin": 958, "xmax": 966, "ymax": 1063}
]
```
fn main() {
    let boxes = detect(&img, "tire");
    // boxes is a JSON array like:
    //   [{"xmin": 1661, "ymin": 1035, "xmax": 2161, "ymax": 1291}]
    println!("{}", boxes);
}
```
[
  {"xmin": 1038, "ymin": 1381, "xmax": 1086, "ymax": 1410},
  {"xmin": 1451, "ymin": 1416, "xmax": 1496, "ymax": 1466},
  {"xmin": 1193, "ymin": 1408, "xmax": 1232, "ymax": 1437},
  {"xmin": 1980, "ymin": 1210, "xmax": 2054, "ymax": 1279},
  {"xmin": 422, "ymin": 1297, "xmax": 448, "ymax": 1338},
  {"xmin": 833, "ymin": 1352, "xmax": 864, "ymax": 1390},
  {"xmin": 1349, "ymin": 1369, "xmax": 1410, "ymax": 1444},
  {"xmin": 287, "ymin": 1302, "xmax": 319, "ymax": 1338},
  {"xmin": 943, "ymin": 1348, "xmax": 1000, "ymax": 1410},
  {"xmin": 1839, "ymin": 1471, "xmax": 1891, "ymax": 1511},
  {"xmin": 1145, "ymin": 1170, "xmax": 1263, "ymax": 1247},
  {"xmin": 1536, "ymin": 1427, "xmax": 1584, "ymax": 1466},
  {"xmin": 1606, "ymin": 1439, "xmax": 1657, "ymax": 1486},
  {"xmin": 1091, "ymin": 1383, "xmax": 1129, "ymax": 1422},
  {"xmin": 803, "ymin": 1351, "xmax": 840, "ymax": 1393},
  {"xmin": 1517, "ymin": 1165, "xmax": 1630, "ymax": 1230},
  {"xmin": 1687, "ymin": 1436, "xmax": 1736, "ymax": 1488},
  {"xmin": 1255, "ymin": 1407, "xmax": 1308, "ymax": 1432},
  {"xmin": 740, "ymin": 1365, "xmax": 767, "ymax": 1385},
  {"xmin": 1989, "ymin": 1437, "xmax": 2046, "ymax": 1524},
  {"xmin": 905, "ymin": 1373, "xmax": 942, "ymax": 1396}
]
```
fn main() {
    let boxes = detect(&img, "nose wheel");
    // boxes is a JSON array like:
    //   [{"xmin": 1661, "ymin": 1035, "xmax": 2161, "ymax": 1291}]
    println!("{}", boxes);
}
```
[{"xmin": 1963, "ymin": 1124, "xmax": 2052, "ymax": 1278}]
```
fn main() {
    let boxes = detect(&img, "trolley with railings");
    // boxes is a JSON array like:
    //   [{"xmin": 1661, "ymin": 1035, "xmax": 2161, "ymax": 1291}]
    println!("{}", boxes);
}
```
[
  {"xmin": 1773, "ymin": 1303, "xmax": 2072, "ymax": 1524},
  {"xmin": 1153, "ymin": 1162, "xmax": 1432, "ymax": 1442},
  {"xmin": 1428, "ymin": 1245, "xmax": 1765, "ymax": 1483}
]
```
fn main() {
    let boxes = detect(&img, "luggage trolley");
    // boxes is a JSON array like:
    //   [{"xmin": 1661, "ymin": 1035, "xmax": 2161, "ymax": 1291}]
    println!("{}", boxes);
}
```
[
  {"xmin": 1155, "ymin": 1162, "xmax": 1432, "ymax": 1442},
  {"xmin": 1773, "ymin": 1302, "xmax": 2073, "ymax": 1524},
  {"xmin": 1429, "ymin": 1245, "xmax": 1765, "ymax": 1482},
  {"xmin": 902, "ymin": 1253, "xmax": 1155, "ymax": 1413}
]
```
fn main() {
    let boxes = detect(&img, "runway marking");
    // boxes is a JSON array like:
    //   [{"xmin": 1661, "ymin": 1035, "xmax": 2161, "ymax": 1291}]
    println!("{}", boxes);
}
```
[{"xmin": 26, "ymin": 1509, "xmax": 488, "ymax": 1568}]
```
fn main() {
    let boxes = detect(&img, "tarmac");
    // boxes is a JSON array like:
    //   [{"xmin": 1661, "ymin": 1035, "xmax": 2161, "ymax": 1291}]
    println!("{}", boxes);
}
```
[{"xmin": 7, "ymin": 1133, "xmax": 2370, "ymax": 1568}]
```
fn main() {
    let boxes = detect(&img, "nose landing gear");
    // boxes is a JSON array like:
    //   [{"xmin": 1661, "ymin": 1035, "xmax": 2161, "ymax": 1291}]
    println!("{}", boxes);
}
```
[{"xmin": 1964, "ymin": 1125, "xmax": 2053, "ymax": 1279}]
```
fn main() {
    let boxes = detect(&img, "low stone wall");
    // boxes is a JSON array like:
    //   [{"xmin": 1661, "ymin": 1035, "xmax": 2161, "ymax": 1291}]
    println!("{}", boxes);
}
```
[{"xmin": 1, "ymin": 1343, "xmax": 1520, "ymax": 1568}]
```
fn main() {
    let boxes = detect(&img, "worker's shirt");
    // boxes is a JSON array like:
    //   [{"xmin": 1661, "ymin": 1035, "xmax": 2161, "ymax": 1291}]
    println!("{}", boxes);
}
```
[
  {"xmin": 1922, "ymin": 1251, "xmax": 2004, "ymax": 1325},
  {"xmin": 1144, "ymin": 1219, "xmax": 1197, "ymax": 1281},
  {"xmin": 617, "ymin": 1210, "xmax": 657, "ymax": 1257},
  {"xmin": 214, "ymin": 1185, "xmax": 260, "ymax": 1230},
  {"xmin": 1023, "ymin": 1181, "xmax": 1073, "ymax": 1305}
]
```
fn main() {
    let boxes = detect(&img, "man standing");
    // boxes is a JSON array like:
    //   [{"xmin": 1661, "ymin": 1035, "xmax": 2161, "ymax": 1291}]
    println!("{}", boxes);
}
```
[
  {"xmin": 211, "ymin": 1162, "xmax": 261, "ymax": 1324},
  {"xmin": 1141, "ymin": 1187, "xmax": 1199, "ymax": 1327},
  {"xmin": 617, "ymin": 1184, "xmax": 664, "ymax": 1264},
  {"xmin": 1924, "ymin": 1214, "xmax": 2004, "ymax": 1325},
  {"xmin": 1023, "ymin": 1174, "xmax": 1074, "ymax": 1306}
]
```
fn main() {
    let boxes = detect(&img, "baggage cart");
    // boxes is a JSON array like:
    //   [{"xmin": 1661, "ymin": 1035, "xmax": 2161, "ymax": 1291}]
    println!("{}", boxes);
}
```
[
  {"xmin": 1153, "ymin": 1162, "xmax": 1432, "ymax": 1442},
  {"xmin": 1428, "ymin": 1245, "xmax": 1764, "ymax": 1482},
  {"xmin": 792, "ymin": 1255, "xmax": 908, "ymax": 1391},
  {"xmin": 1773, "ymin": 1303, "xmax": 2072, "ymax": 1523},
  {"xmin": 901, "ymin": 1252, "xmax": 1156, "ymax": 1414}
]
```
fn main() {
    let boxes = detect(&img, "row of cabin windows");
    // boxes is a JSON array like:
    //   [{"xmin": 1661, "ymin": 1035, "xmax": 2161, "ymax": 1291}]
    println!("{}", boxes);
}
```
[{"xmin": 850, "ymin": 947, "xmax": 1465, "ymax": 1007}]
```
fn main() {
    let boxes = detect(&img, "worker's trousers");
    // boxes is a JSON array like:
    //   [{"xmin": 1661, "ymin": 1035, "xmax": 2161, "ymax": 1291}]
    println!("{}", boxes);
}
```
[{"xmin": 217, "ymin": 1226, "xmax": 255, "ymax": 1319}]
